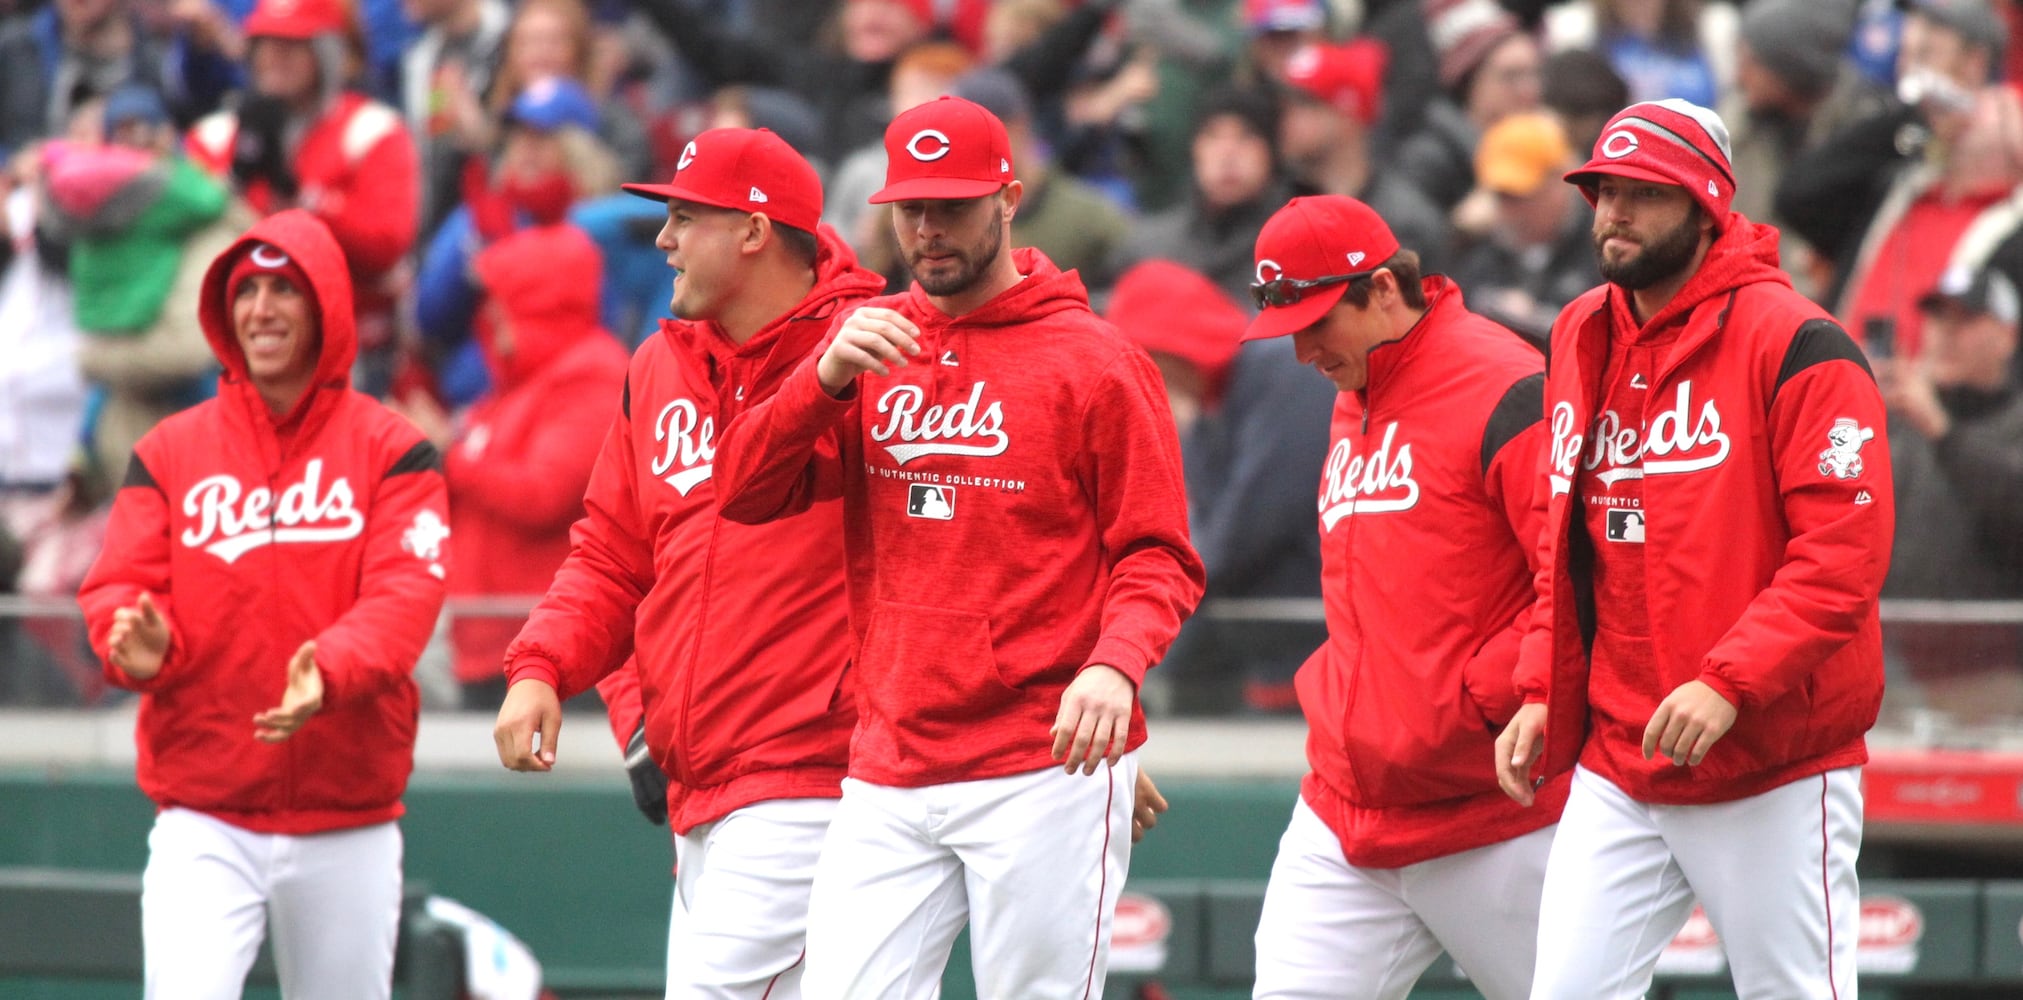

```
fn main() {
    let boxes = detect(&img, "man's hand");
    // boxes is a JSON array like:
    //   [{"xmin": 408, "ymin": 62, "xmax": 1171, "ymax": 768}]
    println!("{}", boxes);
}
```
[
  {"xmin": 254, "ymin": 641, "xmax": 324, "ymax": 743},
  {"xmin": 816, "ymin": 307, "xmax": 919, "ymax": 395},
  {"xmin": 1051, "ymin": 665, "xmax": 1135, "ymax": 775},
  {"xmin": 494, "ymin": 679, "xmax": 562, "ymax": 771},
  {"xmin": 107, "ymin": 592, "xmax": 172, "ymax": 680},
  {"xmin": 1643, "ymin": 680, "xmax": 1738, "ymax": 766},
  {"xmin": 1494, "ymin": 702, "xmax": 1548, "ymax": 806},
  {"xmin": 1132, "ymin": 768, "xmax": 1168, "ymax": 843},
  {"xmin": 1875, "ymin": 358, "xmax": 1951, "ymax": 440}
]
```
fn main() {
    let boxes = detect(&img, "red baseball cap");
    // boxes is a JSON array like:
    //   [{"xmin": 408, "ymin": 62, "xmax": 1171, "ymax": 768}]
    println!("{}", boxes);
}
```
[
  {"xmin": 622, "ymin": 127, "xmax": 823, "ymax": 233},
  {"xmin": 1283, "ymin": 39, "xmax": 1389, "ymax": 125},
  {"xmin": 245, "ymin": 0, "xmax": 349, "ymax": 39},
  {"xmin": 1244, "ymin": 195, "xmax": 1401, "ymax": 341},
  {"xmin": 870, "ymin": 96, "xmax": 1015, "ymax": 204},
  {"xmin": 1564, "ymin": 98, "xmax": 1736, "ymax": 223}
]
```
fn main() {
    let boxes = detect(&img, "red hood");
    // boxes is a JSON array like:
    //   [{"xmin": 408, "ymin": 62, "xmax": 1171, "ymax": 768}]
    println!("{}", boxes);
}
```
[
  {"xmin": 665, "ymin": 224, "xmax": 887, "ymax": 365},
  {"xmin": 901, "ymin": 246, "xmax": 1092, "ymax": 328},
  {"xmin": 199, "ymin": 209, "xmax": 356, "ymax": 425},
  {"xmin": 473, "ymin": 223, "xmax": 608, "ymax": 387},
  {"xmin": 1609, "ymin": 211, "xmax": 1791, "ymax": 337}
]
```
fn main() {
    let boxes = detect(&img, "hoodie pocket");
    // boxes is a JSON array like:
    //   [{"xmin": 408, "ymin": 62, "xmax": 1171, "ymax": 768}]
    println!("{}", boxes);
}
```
[{"xmin": 859, "ymin": 600, "xmax": 1018, "ymax": 729}]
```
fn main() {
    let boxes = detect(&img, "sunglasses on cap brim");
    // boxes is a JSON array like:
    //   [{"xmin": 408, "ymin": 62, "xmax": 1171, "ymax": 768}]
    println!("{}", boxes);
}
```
[{"xmin": 1249, "ymin": 271, "xmax": 1373, "ymax": 311}]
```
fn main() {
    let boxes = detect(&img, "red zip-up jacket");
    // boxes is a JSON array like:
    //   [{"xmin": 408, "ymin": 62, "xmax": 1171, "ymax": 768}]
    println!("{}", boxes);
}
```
[
  {"xmin": 1515, "ymin": 215, "xmax": 1894, "ymax": 806},
  {"xmin": 1298, "ymin": 277, "xmax": 1568, "ymax": 869},
  {"xmin": 505, "ymin": 230, "xmax": 885, "ymax": 833},
  {"xmin": 187, "ymin": 94, "xmax": 419, "ymax": 331},
  {"xmin": 446, "ymin": 224, "xmax": 629, "ymax": 686},
  {"xmin": 78, "ymin": 210, "xmax": 448, "ymax": 835},
  {"xmin": 715, "ymin": 248, "xmax": 1205, "ymax": 788}
]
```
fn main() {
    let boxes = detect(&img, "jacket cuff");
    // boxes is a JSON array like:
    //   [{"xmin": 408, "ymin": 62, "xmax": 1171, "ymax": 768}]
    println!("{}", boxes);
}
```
[
  {"xmin": 506, "ymin": 655, "xmax": 562, "ymax": 693},
  {"xmin": 1082, "ymin": 637, "xmax": 1151, "ymax": 688},
  {"xmin": 1696, "ymin": 668, "xmax": 1744, "ymax": 712}
]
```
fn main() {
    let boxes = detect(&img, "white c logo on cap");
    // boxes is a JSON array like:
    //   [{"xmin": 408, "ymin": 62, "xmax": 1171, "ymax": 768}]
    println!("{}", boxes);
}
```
[
  {"xmin": 249, "ymin": 245, "xmax": 290, "ymax": 268},
  {"xmin": 677, "ymin": 141, "xmax": 697, "ymax": 171},
  {"xmin": 1255, "ymin": 259, "xmax": 1284, "ymax": 284},
  {"xmin": 1601, "ymin": 130, "xmax": 1639, "ymax": 159},
  {"xmin": 906, "ymin": 129, "xmax": 952, "ymax": 162}
]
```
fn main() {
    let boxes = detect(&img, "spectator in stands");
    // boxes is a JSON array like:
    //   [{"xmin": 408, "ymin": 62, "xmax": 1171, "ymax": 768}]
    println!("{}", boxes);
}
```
[
  {"xmin": 400, "ymin": 222, "xmax": 628, "ymax": 710},
  {"xmin": 953, "ymin": 68, "xmax": 1132, "ymax": 290},
  {"xmin": 1540, "ymin": 48, "xmax": 1631, "ymax": 158},
  {"xmin": 1722, "ymin": 0, "xmax": 1888, "ymax": 299},
  {"xmin": 1879, "ymin": 265, "xmax": 2023, "ymax": 721},
  {"xmin": 1280, "ymin": 38, "xmax": 1451, "ymax": 269},
  {"xmin": 398, "ymin": 0, "xmax": 511, "ymax": 234},
  {"xmin": 38, "ymin": 86, "xmax": 236, "ymax": 494},
  {"xmin": 414, "ymin": 76, "xmax": 622, "ymax": 406},
  {"xmin": 1110, "ymin": 255, "xmax": 1333, "ymax": 716},
  {"xmin": 1449, "ymin": 111, "xmax": 1596, "ymax": 347},
  {"xmin": 488, "ymin": 0, "xmax": 651, "ymax": 179},
  {"xmin": 635, "ymin": 0, "xmax": 934, "ymax": 165},
  {"xmin": 1116, "ymin": 85, "xmax": 1292, "ymax": 306},
  {"xmin": 0, "ymin": 156, "xmax": 89, "ymax": 600},
  {"xmin": 1242, "ymin": 0, "xmax": 1332, "ymax": 89},
  {"xmin": 0, "ymin": 0, "xmax": 238, "ymax": 155},
  {"xmin": 1778, "ymin": 0, "xmax": 2014, "ymax": 347},
  {"xmin": 185, "ymin": 0, "xmax": 420, "ymax": 394},
  {"xmin": 1397, "ymin": 0, "xmax": 1541, "ymax": 213},
  {"xmin": 1542, "ymin": 0, "xmax": 1737, "ymax": 110}
]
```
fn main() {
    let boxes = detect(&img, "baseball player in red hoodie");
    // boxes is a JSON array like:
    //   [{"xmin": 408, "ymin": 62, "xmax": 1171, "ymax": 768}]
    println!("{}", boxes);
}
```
[
  {"xmin": 1495, "ymin": 99, "xmax": 1893, "ymax": 998},
  {"xmin": 1241, "ymin": 195, "xmax": 1565, "ymax": 1000},
  {"xmin": 490, "ymin": 128, "xmax": 886, "ymax": 998},
  {"xmin": 78, "ymin": 210, "xmax": 449, "ymax": 999},
  {"xmin": 713, "ymin": 96, "xmax": 1205, "ymax": 997}
]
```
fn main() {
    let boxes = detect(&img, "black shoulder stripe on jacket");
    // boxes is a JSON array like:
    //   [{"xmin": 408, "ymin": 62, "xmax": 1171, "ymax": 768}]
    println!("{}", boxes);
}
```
[
  {"xmin": 123, "ymin": 453, "xmax": 161, "ymax": 492},
  {"xmin": 622, "ymin": 377, "xmax": 631, "ymax": 420},
  {"xmin": 1482, "ymin": 372, "xmax": 1547, "ymax": 476},
  {"xmin": 386, "ymin": 440, "xmax": 444, "ymax": 478},
  {"xmin": 1774, "ymin": 319, "xmax": 1873, "ymax": 398}
]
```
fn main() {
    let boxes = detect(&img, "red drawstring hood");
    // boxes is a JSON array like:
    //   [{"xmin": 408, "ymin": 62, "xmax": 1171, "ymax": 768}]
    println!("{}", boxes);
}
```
[{"xmin": 472, "ymin": 223, "xmax": 607, "ymax": 388}]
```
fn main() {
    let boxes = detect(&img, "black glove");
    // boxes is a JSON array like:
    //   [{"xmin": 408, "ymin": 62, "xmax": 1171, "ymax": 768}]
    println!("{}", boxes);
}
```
[
  {"xmin": 231, "ymin": 93, "xmax": 299, "ymax": 199},
  {"xmin": 624, "ymin": 721, "xmax": 669, "ymax": 826}
]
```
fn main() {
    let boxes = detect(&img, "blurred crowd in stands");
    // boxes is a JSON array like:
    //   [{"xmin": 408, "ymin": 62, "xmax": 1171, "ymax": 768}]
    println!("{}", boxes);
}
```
[{"xmin": 1, "ymin": 0, "xmax": 2020, "ymax": 725}]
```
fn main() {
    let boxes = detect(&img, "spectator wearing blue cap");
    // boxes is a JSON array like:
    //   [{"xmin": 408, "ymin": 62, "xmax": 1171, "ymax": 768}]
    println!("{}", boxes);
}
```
[
  {"xmin": 40, "ymin": 83, "xmax": 241, "ymax": 495},
  {"xmin": 413, "ymin": 75, "xmax": 637, "ymax": 408}
]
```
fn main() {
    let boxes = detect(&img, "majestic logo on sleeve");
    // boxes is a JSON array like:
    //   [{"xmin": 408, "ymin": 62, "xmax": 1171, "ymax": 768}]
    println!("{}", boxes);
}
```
[
  {"xmin": 870, "ymin": 382, "xmax": 1008, "ymax": 465},
  {"xmin": 1818, "ymin": 418, "xmax": 1874, "ymax": 480},
  {"xmin": 1550, "ymin": 382, "xmax": 1731, "ymax": 495},
  {"xmin": 181, "ymin": 459, "xmax": 365, "ymax": 563},
  {"xmin": 1318, "ymin": 422, "xmax": 1420, "ymax": 529},
  {"xmin": 651, "ymin": 399, "xmax": 715, "ymax": 496}
]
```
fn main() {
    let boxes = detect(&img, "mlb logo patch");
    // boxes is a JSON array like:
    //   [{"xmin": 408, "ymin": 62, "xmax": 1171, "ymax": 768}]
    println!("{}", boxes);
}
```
[
  {"xmin": 907, "ymin": 484, "xmax": 955, "ymax": 520},
  {"xmin": 1605, "ymin": 508, "xmax": 1645, "ymax": 543}
]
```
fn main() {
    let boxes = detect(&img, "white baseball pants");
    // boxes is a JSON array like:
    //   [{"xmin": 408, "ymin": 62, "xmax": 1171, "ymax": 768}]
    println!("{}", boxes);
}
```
[
  {"xmin": 801, "ymin": 754, "xmax": 1139, "ymax": 1000},
  {"xmin": 665, "ymin": 797, "xmax": 837, "ymax": 999},
  {"xmin": 1531, "ymin": 765, "xmax": 1862, "ymax": 1000},
  {"xmin": 1252, "ymin": 797, "xmax": 1553, "ymax": 1000},
  {"xmin": 141, "ymin": 807, "xmax": 402, "ymax": 1000}
]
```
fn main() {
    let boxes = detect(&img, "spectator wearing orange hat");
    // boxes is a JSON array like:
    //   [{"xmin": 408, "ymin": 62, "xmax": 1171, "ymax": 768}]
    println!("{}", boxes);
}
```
[
  {"xmin": 1449, "ymin": 111, "xmax": 1598, "ymax": 346},
  {"xmin": 1281, "ymin": 38, "xmax": 1452, "ymax": 270},
  {"xmin": 185, "ymin": 0, "xmax": 420, "ymax": 394}
]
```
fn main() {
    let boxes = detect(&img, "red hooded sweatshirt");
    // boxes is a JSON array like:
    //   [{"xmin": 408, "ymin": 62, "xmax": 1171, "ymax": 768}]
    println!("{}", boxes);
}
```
[
  {"xmin": 715, "ymin": 248, "xmax": 1206, "ymax": 788},
  {"xmin": 1516, "ymin": 214, "xmax": 1894, "ymax": 806},
  {"xmin": 1297, "ymin": 277, "xmax": 1569, "ymax": 870},
  {"xmin": 505, "ymin": 229, "xmax": 885, "ymax": 833},
  {"xmin": 78, "ymin": 210, "xmax": 449, "ymax": 835},
  {"xmin": 446, "ymin": 224, "xmax": 629, "ymax": 686}
]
